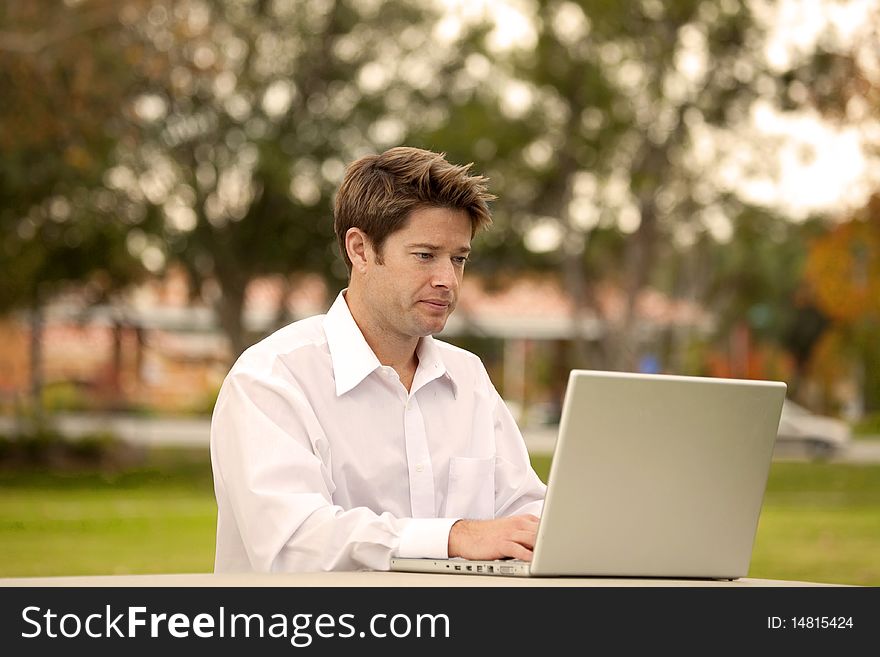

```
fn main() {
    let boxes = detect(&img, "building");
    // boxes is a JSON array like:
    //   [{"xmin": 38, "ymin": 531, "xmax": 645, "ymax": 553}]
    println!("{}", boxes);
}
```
[{"xmin": 0, "ymin": 266, "xmax": 713, "ymax": 417}]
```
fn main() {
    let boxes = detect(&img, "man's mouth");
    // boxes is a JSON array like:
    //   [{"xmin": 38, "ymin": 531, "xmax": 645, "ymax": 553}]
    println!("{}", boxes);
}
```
[{"xmin": 420, "ymin": 300, "xmax": 451, "ymax": 310}]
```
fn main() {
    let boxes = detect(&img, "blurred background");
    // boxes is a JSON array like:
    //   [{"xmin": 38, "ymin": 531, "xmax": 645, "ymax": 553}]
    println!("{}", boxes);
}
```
[{"xmin": 0, "ymin": 0, "xmax": 878, "ymax": 584}]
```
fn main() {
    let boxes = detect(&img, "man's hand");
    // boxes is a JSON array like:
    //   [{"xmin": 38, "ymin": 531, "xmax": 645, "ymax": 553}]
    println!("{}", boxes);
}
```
[{"xmin": 447, "ymin": 515, "xmax": 540, "ymax": 562}]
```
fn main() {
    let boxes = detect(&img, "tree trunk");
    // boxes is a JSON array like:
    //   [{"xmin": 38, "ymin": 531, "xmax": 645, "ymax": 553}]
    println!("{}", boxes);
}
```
[
  {"xmin": 610, "ymin": 195, "xmax": 659, "ymax": 372},
  {"xmin": 214, "ymin": 271, "xmax": 249, "ymax": 362},
  {"xmin": 550, "ymin": 159, "xmax": 602, "ymax": 370},
  {"xmin": 110, "ymin": 319, "xmax": 124, "ymax": 409},
  {"xmin": 28, "ymin": 291, "xmax": 44, "ymax": 424},
  {"xmin": 561, "ymin": 243, "xmax": 600, "ymax": 369}
]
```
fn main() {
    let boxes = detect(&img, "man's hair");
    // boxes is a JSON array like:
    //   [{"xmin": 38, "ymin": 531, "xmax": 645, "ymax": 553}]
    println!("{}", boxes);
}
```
[{"xmin": 333, "ymin": 146, "xmax": 495, "ymax": 272}]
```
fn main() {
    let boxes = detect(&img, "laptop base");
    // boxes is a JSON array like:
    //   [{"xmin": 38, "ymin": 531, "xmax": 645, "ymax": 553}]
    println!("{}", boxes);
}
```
[{"xmin": 390, "ymin": 557, "xmax": 530, "ymax": 577}]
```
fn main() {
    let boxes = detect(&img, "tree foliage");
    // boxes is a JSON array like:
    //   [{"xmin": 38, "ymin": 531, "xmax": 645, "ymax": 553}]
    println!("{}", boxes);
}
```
[
  {"xmin": 804, "ymin": 193, "xmax": 880, "ymax": 411},
  {"xmin": 2, "ymin": 0, "xmax": 878, "ymax": 399},
  {"xmin": 108, "ymin": 0, "xmax": 473, "ymax": 356},
  {"xmin": 421, "ymin": 0, "xmax": 880, "ymax": 378},
  {"xmin": 0, "ymin": 0, "xmax": 152, "ymax": 312},
  {"xmin": 805, "ymin": 195, "xmax": 880, "ymax": 324}
]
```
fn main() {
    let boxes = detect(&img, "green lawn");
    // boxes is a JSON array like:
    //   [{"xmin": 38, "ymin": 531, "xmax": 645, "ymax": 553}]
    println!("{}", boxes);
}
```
[
  {"xmin": 0, "ymin": 450, "xmax": 217, "ymax": 577},
  {"xmin": 749, "ymin": 463, "xmax": 880, "ymax": 586},
  {"xmin": 0, "ymin": 450, "xmax": 878, "ymax": 585}
]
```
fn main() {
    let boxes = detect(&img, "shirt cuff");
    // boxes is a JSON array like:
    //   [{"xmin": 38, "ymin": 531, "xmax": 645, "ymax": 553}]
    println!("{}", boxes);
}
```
[{"xmin": 396, "ymin": 518, "xmax": 461, "ymax": 559}]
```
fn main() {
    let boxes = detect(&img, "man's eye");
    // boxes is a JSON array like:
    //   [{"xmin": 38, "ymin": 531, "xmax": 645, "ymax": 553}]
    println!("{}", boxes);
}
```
[
  {"xmin": 415, "ymin": 252, "xmax": 432, "ymax": 260},
  {"xmin": 452, "ymin": 256, "xmax": 468, "ymax": 265}
]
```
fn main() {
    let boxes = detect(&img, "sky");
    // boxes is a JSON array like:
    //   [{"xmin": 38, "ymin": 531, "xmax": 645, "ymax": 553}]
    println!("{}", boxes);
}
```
[{"xmin": 740, "ymin": 0, "xmax": 879, "ymax": 219}]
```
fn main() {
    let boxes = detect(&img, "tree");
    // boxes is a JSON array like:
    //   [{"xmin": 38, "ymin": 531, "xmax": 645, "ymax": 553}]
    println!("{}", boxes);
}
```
[
  {"xmin": 108, "ymin": 0, "xmax": 472, "ymax": 358},
  {"xmin": 804, "ymin": 193, "xmax": 880, "ymax": 412},
  {"xmin": 422, "ymin": 0, "xmax": 876, "ymax": 374},
  {"xmin": 0, "ymin": 0, "xmax": 154, "ymax": 414}
]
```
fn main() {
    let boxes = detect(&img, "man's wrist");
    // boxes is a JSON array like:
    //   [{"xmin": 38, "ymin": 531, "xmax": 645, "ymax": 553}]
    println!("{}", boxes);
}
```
[{"xmin": 447, "ymin": 518, "xmax": 467, "ymax": 558}]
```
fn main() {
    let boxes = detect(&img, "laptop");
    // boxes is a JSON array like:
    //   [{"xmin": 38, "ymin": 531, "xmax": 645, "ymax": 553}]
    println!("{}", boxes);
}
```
[{"xmin": 390, "ymin": 369, "xmax": 786, "ymax": 579}]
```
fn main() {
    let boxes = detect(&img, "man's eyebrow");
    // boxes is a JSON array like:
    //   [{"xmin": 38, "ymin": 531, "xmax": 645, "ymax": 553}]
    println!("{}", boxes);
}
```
[{"xmin": 406, "ymin": 242, "xmax": 471, "ymax": 253}]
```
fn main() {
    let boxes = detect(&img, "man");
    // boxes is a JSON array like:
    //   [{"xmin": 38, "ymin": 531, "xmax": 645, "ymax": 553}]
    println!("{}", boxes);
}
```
[{"xmin": 211, "ymin": 146, "xmax": 546, "ymax": 572}]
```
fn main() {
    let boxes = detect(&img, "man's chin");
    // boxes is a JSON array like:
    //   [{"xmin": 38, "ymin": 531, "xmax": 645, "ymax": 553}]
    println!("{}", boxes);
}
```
[{"xmin": 414, "ymin": 315, "xmax": 449, "ymax": 336}]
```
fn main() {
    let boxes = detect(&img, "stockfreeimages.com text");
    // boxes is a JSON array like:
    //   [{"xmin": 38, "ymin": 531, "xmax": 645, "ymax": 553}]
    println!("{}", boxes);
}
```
[{"xmin": 21, "ymin": 605, "xmax": 450, "ymax": 646}]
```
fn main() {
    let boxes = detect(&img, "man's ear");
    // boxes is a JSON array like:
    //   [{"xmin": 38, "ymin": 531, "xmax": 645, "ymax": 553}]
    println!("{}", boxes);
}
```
[{"xmin": 345, "ymin": 228, "xmax": 370, "ymax": 274}]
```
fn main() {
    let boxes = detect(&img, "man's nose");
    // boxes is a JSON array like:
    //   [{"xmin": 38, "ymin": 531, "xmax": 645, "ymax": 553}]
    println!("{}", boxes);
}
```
[{"xmin": 431, "ymin": 258, "xmax": 457, "ymax": 289}]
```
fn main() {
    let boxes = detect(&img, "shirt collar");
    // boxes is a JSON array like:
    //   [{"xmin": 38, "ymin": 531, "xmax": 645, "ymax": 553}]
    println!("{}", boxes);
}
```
[
  {"xmin": 323, "ymin": 290, "xmax": 459, "ymax": 399},
  {"xmin": 323, "ymin": 291, "xmax": 382, "ymax": 397},
  {"xmin": 414, "ymin": 334, "xmax": 459, "ymax": 400}
]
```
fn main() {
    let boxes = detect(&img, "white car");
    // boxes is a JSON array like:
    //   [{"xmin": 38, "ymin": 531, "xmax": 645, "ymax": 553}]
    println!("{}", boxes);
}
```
[{"xmin": 775, "ymin": 399, "xmax": 852, "ymax": 460}]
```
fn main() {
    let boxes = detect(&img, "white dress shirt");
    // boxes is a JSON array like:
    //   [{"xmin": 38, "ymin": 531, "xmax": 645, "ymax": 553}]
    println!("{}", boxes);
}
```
[{"xmin": 211, "ymin": 290, "xmax": 546, "ymax": 572}]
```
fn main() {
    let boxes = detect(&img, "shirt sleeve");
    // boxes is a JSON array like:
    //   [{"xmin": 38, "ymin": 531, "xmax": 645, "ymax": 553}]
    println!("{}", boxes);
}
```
[
  {"xmin": 210, "ymin": 364, "xmax": 456, "ymax": 572},
  {"xmin": 489, "ymin": 385, "xmax": 547, "ymax": 519}
]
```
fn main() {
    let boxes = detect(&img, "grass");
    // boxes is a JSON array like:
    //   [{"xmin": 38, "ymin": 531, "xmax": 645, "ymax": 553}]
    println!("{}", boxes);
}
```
[
  {"xmin": 748, "ymin": 463, "xmax": 880, "ymax": 585},
  {"xmin": 0, "ymin": 450, "xmax": 878, "ymax": 585},
  {"xmin": 853, "ymin": 411, "xmax": 880, "ymax": 437},
  {"xmin": 0, "ymin": 449, "xmax": 216, "ymax": 577}
]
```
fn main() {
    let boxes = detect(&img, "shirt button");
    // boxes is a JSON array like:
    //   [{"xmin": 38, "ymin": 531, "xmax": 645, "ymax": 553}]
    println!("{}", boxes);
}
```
[{"xmin": 415, "ymin": 464, "xmax": 424, "ymax": 472}]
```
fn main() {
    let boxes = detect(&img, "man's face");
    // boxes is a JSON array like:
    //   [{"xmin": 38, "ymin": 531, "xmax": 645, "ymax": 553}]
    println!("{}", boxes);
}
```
[{"xmin": 360, "ymin": 206, "xmax": 472, "ymax": 340}]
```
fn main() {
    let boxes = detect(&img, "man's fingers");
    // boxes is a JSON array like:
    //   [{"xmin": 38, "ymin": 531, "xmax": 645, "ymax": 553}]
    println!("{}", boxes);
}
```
[
  {"xmin": 514, "ymin": 515, "xmax": 540, "ymax": 530},
  {"xmin": 450, "ymin": 516, "xmax": 541, "ymax": 560},
  {"xmin": 503, "ymin": 541, "xmax": 534, "ymax": 562},
  {"xmin": 510, "ymin": 530, "xmax": 537, "ymax": 549}
]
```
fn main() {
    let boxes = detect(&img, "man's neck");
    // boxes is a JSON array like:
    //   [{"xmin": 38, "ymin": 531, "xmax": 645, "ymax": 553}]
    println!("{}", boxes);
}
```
[{"xmin": 343, "ymin": 289, "xmax": 420, "ymax": 390}]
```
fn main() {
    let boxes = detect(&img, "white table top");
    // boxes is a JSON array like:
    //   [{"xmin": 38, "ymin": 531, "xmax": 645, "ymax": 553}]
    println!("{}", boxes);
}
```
[{"xmin": 0, "ymin": 571, "xmax": 842, "ymax": 587}]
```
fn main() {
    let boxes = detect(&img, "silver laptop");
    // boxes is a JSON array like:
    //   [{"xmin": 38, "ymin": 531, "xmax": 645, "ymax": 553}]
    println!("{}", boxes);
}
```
[{"xmin": 390, "ymin": 369, "xmax": 786, "ymax": 579}]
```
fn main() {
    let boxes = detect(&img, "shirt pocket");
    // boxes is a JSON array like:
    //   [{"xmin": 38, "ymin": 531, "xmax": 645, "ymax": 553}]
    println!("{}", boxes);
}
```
[{"xmin": 445, "ymin": 456, "xmax": 496, "ymax": 520}]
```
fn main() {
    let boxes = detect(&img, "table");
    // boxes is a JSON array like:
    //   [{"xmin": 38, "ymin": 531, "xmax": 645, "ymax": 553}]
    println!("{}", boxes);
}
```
[{"xmin": 0, "ymin": 572, "xmax": 842, "ymax": 587}]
